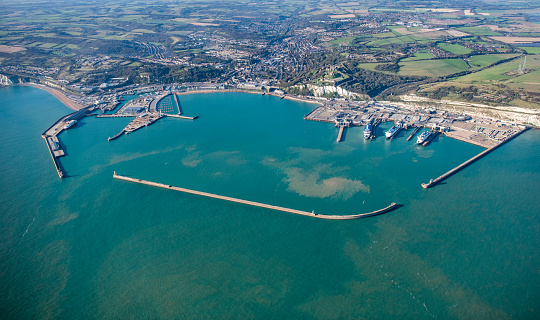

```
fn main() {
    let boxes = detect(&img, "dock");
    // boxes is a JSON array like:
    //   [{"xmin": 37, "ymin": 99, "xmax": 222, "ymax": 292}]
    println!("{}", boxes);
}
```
[
  {"xmin": 41, "ymin": 107, "xmax": 93, "ymax": 178},
  {"xmin": 113, "ymin": 173, "xmax": 398, "ymax": 220},
  {"xmin": 43, "ymin": 136, "xmax": 65, "ymax": 178},
  {"xmin": 173, "ymin": 93, "xmax": 183, "ymax": 115},
  {"xmin": 406, "ymin": 126, "xmax": 420, "ymax": 141},
  {"xmin": 422, "ymin": 128, "xmax": 528, "ymax": 188},
  {"xmin": 336, "ymin": 126, "xmax": 345, "ymax": 142}
]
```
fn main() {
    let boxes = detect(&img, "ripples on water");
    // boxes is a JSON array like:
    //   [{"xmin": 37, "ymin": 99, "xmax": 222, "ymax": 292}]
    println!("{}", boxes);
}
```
[{"xmin": 0, "ymin": 86, "xmax": 538, "ymax": 319}]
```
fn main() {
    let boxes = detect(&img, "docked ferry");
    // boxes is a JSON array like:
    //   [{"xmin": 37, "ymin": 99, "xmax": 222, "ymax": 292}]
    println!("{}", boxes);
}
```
[
  {"xmin": 385, "ymin": 125, "xmax": 399, "ymax": 139},
  {"xmin": 64, "ymin": 120, "xmax": 77, "ymax": 129},
  {"xmin": 416, "ymin": 131, "xmax": 431, "ymax": 145},
  {"xmin": 364, "ymin": 124, "xmax": 372, "ymax": 139}
]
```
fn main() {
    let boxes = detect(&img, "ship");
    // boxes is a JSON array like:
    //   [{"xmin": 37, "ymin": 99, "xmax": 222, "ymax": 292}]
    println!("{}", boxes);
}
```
[
  {"xmin": 64, "ymin": 120, "xmax": 77, "ymax": 129},
  {"xmin": 385, "ymin": 125, "xmax": 399, "ymax": 139},
  {"xmin": 416, "ymin": 130, "xmax": 431, "ymax": 144},
  {"xmin": 364, "ymin": 124, "xmax": 372, "ymax": 139}
]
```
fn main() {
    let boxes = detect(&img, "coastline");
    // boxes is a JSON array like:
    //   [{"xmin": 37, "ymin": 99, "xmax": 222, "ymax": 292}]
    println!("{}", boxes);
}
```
[{"xmin": 19, "ymin": 83, "xmax": 84, "ymax": 111}]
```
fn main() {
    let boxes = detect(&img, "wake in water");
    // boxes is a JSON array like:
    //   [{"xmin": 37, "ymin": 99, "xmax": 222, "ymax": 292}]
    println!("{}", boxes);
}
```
[{"xmin": 20, "ymin": 205, "xmax": 40, "ymax": 242}]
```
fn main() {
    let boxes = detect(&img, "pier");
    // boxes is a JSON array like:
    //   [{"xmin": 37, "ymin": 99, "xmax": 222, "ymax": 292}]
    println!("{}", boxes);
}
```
[
  {"xmin": 173, "ymin": 93, "xmax": 183, "ymax": 115},
  {"xmin": 113, "ymin": 173, "xmax": 398, "ymax": 220},
  {"xmin": 422, "ymin": 128, "xmax": 528, "ymax": 188},
  {"xmin": 406, "ymin": 126, "xmax": 420, "ymax": 141},
  {"xmin": 43, "ymin": 136, "xmax": 65, "ymax": 178},
  {"xmin": 336, "ymin": 126, "xmax": 345, "ymax": 142},
  {"xmin": 165, "ymin": 114, "xmax": 199, "ymax": 120},
  {"xmin": 108, "ymin": 130, "xmax": 124, "ymax": 141}
]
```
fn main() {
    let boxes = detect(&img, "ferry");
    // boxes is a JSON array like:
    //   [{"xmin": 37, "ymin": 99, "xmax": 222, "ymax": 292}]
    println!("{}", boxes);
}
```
[
  {"xmin": 364, "ymin": 124, "xmax": 372, "ymax": 139},
  {"xmin": 416, "ymin": 131, "xmax": 431, "ymax": 145},
  {"xmin": 64, "ymin": 120, "xmax": 77, "ymax": 129},
  {"xmin": 385, "ymin": 125, "xmax": 399, "ymax": 139}
]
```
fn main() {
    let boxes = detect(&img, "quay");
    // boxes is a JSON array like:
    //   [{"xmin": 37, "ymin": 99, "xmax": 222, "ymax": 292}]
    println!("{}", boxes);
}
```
[
  {"xmin": 336, "ymin": 126, "xmax": 345, "ymax": 142},
  {"xmin": 43, "ymin": 135, "xmax": 65, "ymax": 178},
  {"xmin": 422, "ymin": 128, "xmax": 528, "ymax": 188},
  {"xmin": 173, "ymin": 93, "xmax": 183, "ymax": 115},
  {"xmin": 407, "ymin": 126, "xmax": 420, "ymax": 141},
  {"xmin": 113, "ymin": 173, "xmax": 398, "ymax": 220},
  {"xmin": 41, "ymin": 107, "xmax": 92, "ymax": 178}
]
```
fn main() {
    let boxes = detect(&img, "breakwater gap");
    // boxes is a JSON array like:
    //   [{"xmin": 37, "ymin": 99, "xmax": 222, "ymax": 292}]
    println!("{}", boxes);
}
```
[{"xmin": 113, "ymin": 173, "xmax": 399, "ymax": 220}]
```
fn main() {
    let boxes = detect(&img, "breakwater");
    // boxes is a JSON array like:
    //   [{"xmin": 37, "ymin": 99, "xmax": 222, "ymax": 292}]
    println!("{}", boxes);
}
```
[
  {"xmin": 113, "ymin": 173, "xmax": 398, "ymax": 220},
  {"xmin": 422, "ymin": 128, "xmax": 529, "ymax": 188}
]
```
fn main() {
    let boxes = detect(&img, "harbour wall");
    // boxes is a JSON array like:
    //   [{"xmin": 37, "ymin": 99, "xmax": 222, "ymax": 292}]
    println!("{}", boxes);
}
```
[
  {"xmin": 422, "ymin": 128, "xmax": 529, "ymax": 188},
  {"xmin": 113, "ymin": 173, "xmax": 398, "ymax": 220}
]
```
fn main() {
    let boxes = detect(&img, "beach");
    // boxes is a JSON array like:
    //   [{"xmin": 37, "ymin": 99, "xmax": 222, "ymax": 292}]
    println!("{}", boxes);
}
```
[{"xmin": 20, "ymin": 83, "xmax": 84, "ymax": 111}]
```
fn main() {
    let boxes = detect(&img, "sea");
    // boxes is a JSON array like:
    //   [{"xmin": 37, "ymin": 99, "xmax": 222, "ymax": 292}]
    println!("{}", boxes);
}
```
[{"xmin": 1, "ymin": 85, "xmax": 538, "ymax": 319}]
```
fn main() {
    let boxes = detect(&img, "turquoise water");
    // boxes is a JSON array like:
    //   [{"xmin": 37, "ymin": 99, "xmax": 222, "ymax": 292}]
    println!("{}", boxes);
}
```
[{"xmin": 1, "ymin": 85, "xmax": 538, "ymax": 319}]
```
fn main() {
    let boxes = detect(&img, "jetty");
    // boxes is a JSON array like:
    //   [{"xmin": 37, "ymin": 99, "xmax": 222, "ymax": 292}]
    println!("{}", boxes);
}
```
[
  {"xmin": 173, "ymin": 93, "xmax": 183, "ymax": 115},
  {"xmin": 41, "ymin": 107, "xmax": 92, "ymax": 178},
  {"xmin": 165, "ymin": 114, "xmax": 198, "ymax": 120},
  {"xmin": 422, "ymin": 128, "xmax": 528, "ymax": 188},
  {"xmin": 336, "ymin": 126, "xmax": 345, "ymax": 142},
  {"xmin": 113, "ymin": 173, "xmax": 398, "ymax": 220},
  {"xmin": 108, "ymin": 130, "xmax": 125, "ymax": 141},
  {"xmin": 406, "ymin": 126, "xmax": 420, "ymax": 141}
]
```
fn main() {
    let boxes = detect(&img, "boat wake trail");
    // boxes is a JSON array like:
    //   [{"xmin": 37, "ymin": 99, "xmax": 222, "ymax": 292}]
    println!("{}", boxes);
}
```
[{"xmin": 20, "ymin": 205, "xmax": 40, "ymax": 241}]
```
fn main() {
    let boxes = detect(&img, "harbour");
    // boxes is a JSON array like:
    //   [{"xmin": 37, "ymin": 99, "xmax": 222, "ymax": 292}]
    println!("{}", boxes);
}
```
[{"xmin": 1, "ymin": 85, "xmax": 539, "ymax": 320}]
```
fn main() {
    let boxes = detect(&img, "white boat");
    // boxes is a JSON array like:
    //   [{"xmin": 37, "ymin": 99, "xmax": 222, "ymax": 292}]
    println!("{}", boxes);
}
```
[
  {"xmin": 417, "ymin": 131, "xmax": 431, "ymax": 144},
  {"xmin": 64, "ymin": 120, "xmax": 77, "ymax": 129},
  {"xmin": 385, "ymin": 126, "xmax": 399, "ymax": 139},
  {"xmin": 364, "ymin": 124, "xmax": 372, "ymax": 139}
]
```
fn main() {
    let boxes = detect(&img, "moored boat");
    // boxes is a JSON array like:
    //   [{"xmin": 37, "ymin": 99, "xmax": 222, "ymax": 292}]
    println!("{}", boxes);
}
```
[
  {"xmin": 385, "ymin": 125, "xmax": 399, "ymax": 139},
  {"xmin": 64, "ymin": 120, "xmax": 77, "ymax": 129},
  {"xmin": 417, "ymin": 130, "xmax": 431, "ymax": 144},
  {"xmin": 364, "ymin": 124, "xmax": 372, "ymax": 139}
]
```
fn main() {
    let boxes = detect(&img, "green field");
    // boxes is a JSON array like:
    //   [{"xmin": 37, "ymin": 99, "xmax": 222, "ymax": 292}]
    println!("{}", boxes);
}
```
[
  {"xmin": 398, "ymin": 59, "xmax": 469, "ymax": 77},
  {"xmin": 519, "ymin": 47, "xmax": 540, "ymax": 54},
  {"xmin": 331, "ymin": 36, "xmax": 356, "ymax": 45},
  {"xmin": 438, "ymin": 43, "xmax": 472, "ymax": 55},
  {"xmin": 402, "ymin": 51, "xmax": 434, "ymax": 61},
  {"xmin": 457, "ymin": 27, "xmax": 502, "ymax": 36},
  {"xmin": 38, "ymin": 43, "xmax": 58, "ymax": 48},
  {"xmin": 456, "ymin": 55, "xmax": 540, "ymax": 93},
  {"xmin": 467, "ymin": 54, "xmax": 519, "ymax": 69}
]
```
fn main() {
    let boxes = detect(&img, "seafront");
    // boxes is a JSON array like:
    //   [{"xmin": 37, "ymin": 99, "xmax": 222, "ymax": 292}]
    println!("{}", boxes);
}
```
[{"xmin": 21, "ymin": 83, "xmax": 84, "ymax": 111}]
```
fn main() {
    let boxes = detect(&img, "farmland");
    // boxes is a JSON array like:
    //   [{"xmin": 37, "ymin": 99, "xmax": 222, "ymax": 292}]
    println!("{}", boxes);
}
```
[{"xmin": 0, "ymin": 0, "xmax": 538, "ymax": 109}]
